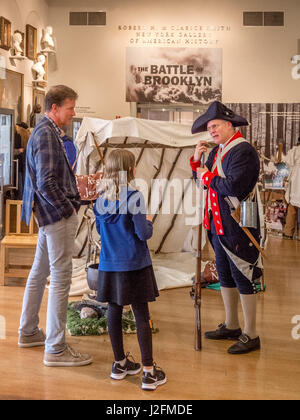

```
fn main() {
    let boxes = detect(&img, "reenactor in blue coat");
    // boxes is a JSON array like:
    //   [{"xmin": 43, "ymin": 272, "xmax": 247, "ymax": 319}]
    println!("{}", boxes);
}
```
[{"xmin": 190, "ymin": 101, "xmax": 262, "ymax": 354}]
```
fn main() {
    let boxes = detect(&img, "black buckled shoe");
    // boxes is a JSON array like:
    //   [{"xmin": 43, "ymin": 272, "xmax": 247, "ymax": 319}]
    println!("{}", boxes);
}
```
[
  {"xmin": 227, "ymin": 334, "xmax": 261, "ymax": 354},
  {"xmin": 204, "ymin": 323, "xmax": 242, "ymax": 340}
]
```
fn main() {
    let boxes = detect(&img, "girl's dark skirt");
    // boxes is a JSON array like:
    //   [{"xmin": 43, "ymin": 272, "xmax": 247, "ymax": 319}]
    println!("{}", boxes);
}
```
[{"xmin": 97, "ymin": 265, "xmax": 159, "ymax": 306}]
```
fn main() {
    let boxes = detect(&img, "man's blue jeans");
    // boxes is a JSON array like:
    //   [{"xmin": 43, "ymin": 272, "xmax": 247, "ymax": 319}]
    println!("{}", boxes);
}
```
[{"xmin": 19, "ymin": 214, "xmax": 78, "ymax": 354}]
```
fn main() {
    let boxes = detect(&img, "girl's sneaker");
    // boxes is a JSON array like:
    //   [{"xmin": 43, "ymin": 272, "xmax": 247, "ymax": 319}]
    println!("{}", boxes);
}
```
[
  {"xmin": 110, "ymin": 352, "xmax": 141, "ymax": 380},
  {"xmin": 142, "ymin": 363, "xmax": 167, "ymax": 390}
]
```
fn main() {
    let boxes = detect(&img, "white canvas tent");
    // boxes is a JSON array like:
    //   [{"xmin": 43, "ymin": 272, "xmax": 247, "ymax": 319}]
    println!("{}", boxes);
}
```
[{"xmin": 70, "ymin": 116, "xmax": 213, "ymax": 295}]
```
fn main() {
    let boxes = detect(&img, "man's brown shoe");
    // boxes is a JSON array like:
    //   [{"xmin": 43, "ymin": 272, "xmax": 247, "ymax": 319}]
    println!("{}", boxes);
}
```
[
  {"xmin": 44, "ymin": 344, "xmax": 93, "ymax": 367},
  {"xmin": 204, "ymin": 323, "xmax": 242, "ymax": 340},
  {"xmin": 18, "ymin": 329, "xmax": 46, "ymax": 348}
]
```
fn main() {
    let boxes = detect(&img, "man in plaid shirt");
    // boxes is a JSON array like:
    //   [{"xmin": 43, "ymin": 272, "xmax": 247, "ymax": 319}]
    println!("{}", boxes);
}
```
[{"xmin": 18, "ymin": 85, "xmax": 92, "ymax": 367}]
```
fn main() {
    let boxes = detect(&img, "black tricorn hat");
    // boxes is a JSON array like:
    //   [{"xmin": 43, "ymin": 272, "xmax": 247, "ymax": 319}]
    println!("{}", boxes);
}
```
[{"xmin": 191, "ymin": 101, "xmax": 249, "ymax": 134}]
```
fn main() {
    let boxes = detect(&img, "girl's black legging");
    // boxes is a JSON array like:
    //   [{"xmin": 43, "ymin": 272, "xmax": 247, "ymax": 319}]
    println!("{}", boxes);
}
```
[{"xmin": 107, "ymin": 301, "xmax": 153, "ymax": 366}]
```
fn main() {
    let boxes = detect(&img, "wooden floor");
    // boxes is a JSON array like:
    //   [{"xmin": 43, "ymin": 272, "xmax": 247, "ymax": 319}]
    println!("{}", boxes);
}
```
[{"xmin": 0, "ymin": 236, "xmax": 300, "ymax": 400}]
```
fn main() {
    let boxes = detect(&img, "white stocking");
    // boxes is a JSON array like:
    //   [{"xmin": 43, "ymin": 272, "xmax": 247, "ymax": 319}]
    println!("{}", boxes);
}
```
[
  {"xmin": 240, "ymin": 293, "xmax": 258, "ymax": 339},
  {"xmin": 221, "ymin": 287, "xmax": 240, "ymax": 330}
]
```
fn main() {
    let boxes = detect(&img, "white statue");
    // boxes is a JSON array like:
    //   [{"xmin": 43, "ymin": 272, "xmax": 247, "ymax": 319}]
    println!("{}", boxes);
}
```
[
  {"xmin": 32, "ymin": 54, "xmax": 46, "ymax": 81},
  {"xmin": 41, "ymin": 26, "xmax": 55, "ymax": 51},
  {"xmin": 13, "ymin": 32, "xmax": 23, "ymax": 56}
]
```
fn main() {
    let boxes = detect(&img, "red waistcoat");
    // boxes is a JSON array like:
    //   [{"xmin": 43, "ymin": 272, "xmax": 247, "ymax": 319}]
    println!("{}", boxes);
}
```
[{"xmin": 190, "ymin": 131, "xmax": 244, "ymax": 235}]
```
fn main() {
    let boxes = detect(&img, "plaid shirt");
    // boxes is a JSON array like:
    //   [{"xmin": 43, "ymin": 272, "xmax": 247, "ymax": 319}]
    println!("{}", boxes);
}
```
[{"xmin": 22, "ymin": 116, "xmax": 81, "ymax": 227}]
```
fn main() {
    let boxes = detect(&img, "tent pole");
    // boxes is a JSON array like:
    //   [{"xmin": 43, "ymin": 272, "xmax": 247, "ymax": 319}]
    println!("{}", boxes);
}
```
[
  {"xmin": 148, "ymin": 148, "xmax": 165, "ymax": 207},
  {"xmin": 136, "ymin": 140, "xmax": 148, "ymax": 166},
  {"xmin": 152, "ymin": 148, "xmax": 183, "ymax": 223},
  {"xmin": 155, "ymin": 177, "xmax": 193, "ymax": 254}
]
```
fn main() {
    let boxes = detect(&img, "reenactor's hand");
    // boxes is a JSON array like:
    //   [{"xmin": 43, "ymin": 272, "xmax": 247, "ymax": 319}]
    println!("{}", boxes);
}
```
[{"xmin": 193, "ymin": 140, "xmax": 208, "ymax": 162}]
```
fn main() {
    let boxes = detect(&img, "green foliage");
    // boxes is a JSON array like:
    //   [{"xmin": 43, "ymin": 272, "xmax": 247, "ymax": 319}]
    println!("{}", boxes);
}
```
[{"xmin": 67, "ymin": 302, "xmax": 159, "ymax": 336}]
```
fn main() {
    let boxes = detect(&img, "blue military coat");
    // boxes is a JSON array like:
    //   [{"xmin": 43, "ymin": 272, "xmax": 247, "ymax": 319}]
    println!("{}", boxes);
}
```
[{"xmin": 191, "ymin": 131, "xmax": 262, "ymax": 282}]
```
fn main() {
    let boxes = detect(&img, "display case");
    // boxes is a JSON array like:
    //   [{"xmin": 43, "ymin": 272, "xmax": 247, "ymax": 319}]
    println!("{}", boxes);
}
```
[
  {"xmin": 72, "ymin": 118, "xmax": 82, "ymax": 140},
  {"xmin": 65, "ymin": 117, "xmax": 82, "ymax": 142},
  {"xmin": 0, "ymin": 152, "xmax": 4, "ymax": 238},
  {"xmin": 0, "ymin": 108, "xmax": 14, "ymax": 188}
]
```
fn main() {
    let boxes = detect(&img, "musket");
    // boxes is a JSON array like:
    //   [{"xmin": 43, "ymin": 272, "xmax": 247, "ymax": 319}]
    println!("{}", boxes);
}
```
[
  {"xmin": 194, "ymin": 216, "xmax": 202, "ymax": 350},
  {"xmin": 194, "ymin": 153, "xmax": 205, "ymax": 350},
  {"xmin": 190, "ymin": 141, "xmax": 214, "ymax": 348}
]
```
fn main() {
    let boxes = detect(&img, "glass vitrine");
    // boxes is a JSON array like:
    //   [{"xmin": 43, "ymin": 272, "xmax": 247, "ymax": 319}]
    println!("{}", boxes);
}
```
[{"xmin": 0, "ymin": 108, "xmax": 14, "ymax": 187}]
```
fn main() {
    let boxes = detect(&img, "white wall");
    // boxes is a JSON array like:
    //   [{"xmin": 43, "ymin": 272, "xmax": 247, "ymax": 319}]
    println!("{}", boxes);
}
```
[
  {"xmin": 1, "ymin": 0, "xmax": 300, "ymax": 122},
  {"xmin": 46, "ymin": 0, "xmax": 300, "ymax": 120},
  {"xmin": 0, "ymin": 0, "xmax": 49, "ymax": 124}
]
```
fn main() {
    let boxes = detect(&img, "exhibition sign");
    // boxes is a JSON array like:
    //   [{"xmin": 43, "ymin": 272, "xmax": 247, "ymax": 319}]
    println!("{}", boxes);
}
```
[{"xmin": 126, "ymin": 47, "xmax": 222, "ymax": 104}]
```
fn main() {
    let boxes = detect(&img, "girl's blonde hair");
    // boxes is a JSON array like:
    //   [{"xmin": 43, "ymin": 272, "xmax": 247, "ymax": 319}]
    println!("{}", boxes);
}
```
[{"xmin": 102, "ymin": 149, "xmax": 136, "ymax": 200}]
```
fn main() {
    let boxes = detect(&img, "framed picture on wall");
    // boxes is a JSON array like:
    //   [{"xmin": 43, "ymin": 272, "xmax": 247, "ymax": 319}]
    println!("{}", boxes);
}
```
[
  {"xmin": 32, "ymin": 88, "xmax": 45, "ymax": 113},
  {"xmin": 0, "ymin": 17, "xmax": 11, "ymax": 51},
  {"xmin": 0, "ymin": 69, "xmax": 24, "ymax": 124},
  {"xmin": 25, "ymin": 24, "xmax": 37, "ymax": 60}
]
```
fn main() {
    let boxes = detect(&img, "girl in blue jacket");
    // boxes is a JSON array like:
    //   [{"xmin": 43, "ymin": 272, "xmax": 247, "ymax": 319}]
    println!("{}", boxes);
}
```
[{"xmin": 94, "ymin": 149, "xmax": 166, "ymax": 391}]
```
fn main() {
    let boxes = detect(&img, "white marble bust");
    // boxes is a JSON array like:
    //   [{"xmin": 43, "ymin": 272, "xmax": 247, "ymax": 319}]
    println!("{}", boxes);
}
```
[
  {"xmin": 32, "ymin": 54, "xmax": 46, "ymax": 80},
  {"xmin": 41, "ymin": 26, "xmax": 55, "ymax": 50},
  {"xmin": 13, "ymin": 32, "xmax": 23, "ymax": 56}
]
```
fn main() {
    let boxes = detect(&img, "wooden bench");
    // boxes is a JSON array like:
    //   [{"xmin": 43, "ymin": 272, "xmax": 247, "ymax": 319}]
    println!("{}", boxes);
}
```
[{"xmin": 0, "ymin": 200, "xmax": 38, "ymax": 286}]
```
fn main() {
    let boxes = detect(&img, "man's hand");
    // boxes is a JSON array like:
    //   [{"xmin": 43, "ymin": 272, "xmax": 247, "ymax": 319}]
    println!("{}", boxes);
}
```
[
  {"xmin": 146, "ymin": 214, "xmax": 153, "ymax": 222},
  {"xmin": 193, "ymin": 140, "xmax": 208, "ymax": 162},
  {"xmin": 197, "ymin": 166, "xmax": 209, "ymax": 180}
]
